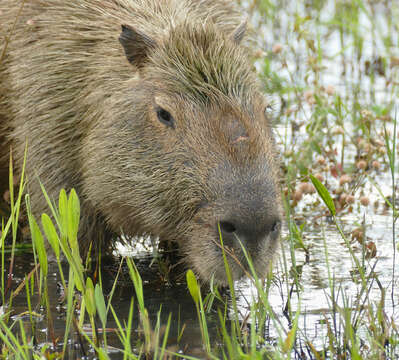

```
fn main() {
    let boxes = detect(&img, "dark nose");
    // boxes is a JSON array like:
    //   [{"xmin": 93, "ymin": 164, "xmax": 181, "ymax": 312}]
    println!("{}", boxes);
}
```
[
  {"xmin": 212, "ymin": 169, "xmax": 282, "ymax": 249},
  {"xmin": 218, "ymin": 213, "xmax": 281, "ymax": 248}
]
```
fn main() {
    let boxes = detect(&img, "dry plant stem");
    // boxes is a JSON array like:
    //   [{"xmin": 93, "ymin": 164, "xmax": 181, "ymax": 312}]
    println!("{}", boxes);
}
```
[
  {"xmin": 5, "ymin": 155, "xmax": 16, "ymax": 301},
  {"xmin": 0, "ymin": 0, "xmax": 26, "ymax": 62},
  {"xmin": 390, "ymin": 111, "xmax": 397, "ymax": 309},
  {"xmin": 9, "ymin": 263, "xmax": 39, "ymax": 301}
]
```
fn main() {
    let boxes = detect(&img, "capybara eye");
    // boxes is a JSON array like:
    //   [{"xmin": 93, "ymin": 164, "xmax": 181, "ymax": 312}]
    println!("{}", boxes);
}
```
[{"xmin": 156, "ymin": 107, "xmax": 175, "ymax": 128}]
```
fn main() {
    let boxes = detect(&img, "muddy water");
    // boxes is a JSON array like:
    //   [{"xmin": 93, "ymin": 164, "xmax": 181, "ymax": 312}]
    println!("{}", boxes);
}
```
[{"xmin": 8, "ymin": 253, "xmax": 213, "ymax": 359}]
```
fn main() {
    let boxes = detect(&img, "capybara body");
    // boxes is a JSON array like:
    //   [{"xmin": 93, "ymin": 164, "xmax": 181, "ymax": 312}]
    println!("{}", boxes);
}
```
[{"xmin": 0, "ymin": 0, "xmax": 282, "ymax": 284}]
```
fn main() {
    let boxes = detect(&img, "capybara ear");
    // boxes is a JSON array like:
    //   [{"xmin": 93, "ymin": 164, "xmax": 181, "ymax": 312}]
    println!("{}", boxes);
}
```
[
  {"xmin": 119, "ymin": 24, "xmax": 156, "ymax": 67},
  {"xmin": 231, "ymin": 19, "xmax": 247, "ymax": 45}
]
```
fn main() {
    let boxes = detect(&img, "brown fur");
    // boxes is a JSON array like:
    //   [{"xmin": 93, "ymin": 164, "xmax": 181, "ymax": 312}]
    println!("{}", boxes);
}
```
[{"xmin": 0, "ymin": 0, "xmax": 281, "ymax": 284}]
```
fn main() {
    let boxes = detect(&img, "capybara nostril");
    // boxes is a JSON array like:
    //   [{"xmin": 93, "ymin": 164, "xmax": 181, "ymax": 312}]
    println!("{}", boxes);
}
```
[{"xmin": 219, "ymin": 221, "xmax": 236, "ymax": 234}]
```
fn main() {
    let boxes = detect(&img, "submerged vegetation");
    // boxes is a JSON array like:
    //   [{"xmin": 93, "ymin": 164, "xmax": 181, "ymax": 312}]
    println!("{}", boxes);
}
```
[{"xmin": 1, "ymin": 0, "xmax": 398, "ymax": 358}]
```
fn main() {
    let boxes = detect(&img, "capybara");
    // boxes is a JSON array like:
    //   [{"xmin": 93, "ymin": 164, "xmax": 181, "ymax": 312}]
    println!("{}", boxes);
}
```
[{"xmin": 0, "ymin": 0, "xmax": 282, "ymax": 284}]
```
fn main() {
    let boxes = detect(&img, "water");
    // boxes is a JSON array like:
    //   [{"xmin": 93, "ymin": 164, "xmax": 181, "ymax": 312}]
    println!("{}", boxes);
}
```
[
  {"xmin": 7, "ymin": 254, "xmax": 208, "ymax": 358},
  {"xmin": 247, "ymin": 0, "xmax": 399, "ymax": 353}
]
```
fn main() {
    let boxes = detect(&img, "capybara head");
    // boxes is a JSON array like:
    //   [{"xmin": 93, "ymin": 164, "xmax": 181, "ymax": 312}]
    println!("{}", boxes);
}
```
[{"xmin": 81, "ymin": 20, "xmax": 282, "ymax": 284}]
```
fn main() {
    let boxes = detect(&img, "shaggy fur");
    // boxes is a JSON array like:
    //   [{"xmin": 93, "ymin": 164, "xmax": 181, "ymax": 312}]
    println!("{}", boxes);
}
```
[{"xmin": 0, "ymin": 0, "xmax": 281, "ymax": 284}]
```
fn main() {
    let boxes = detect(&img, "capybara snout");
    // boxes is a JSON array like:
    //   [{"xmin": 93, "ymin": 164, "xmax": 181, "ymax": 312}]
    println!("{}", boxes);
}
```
[
  {"xmin": 0, "ymin": 0, "xmax": 282, "ymax": 284},
  {"xmin": 185, "ymin": 165, "xmax": 281, "ymax": 283}
]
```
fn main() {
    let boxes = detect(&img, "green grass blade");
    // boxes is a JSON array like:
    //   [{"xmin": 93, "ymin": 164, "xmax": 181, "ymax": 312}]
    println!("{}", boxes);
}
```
[{"xmin": 309, "ymin": 173, "xmax": 336, "ymax": 216}]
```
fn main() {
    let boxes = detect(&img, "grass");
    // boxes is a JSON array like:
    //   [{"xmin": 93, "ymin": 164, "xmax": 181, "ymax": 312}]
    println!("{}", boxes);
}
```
[{"xmin": 1, "ymin": 0, "xmax": 399, "ymax": 359}]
